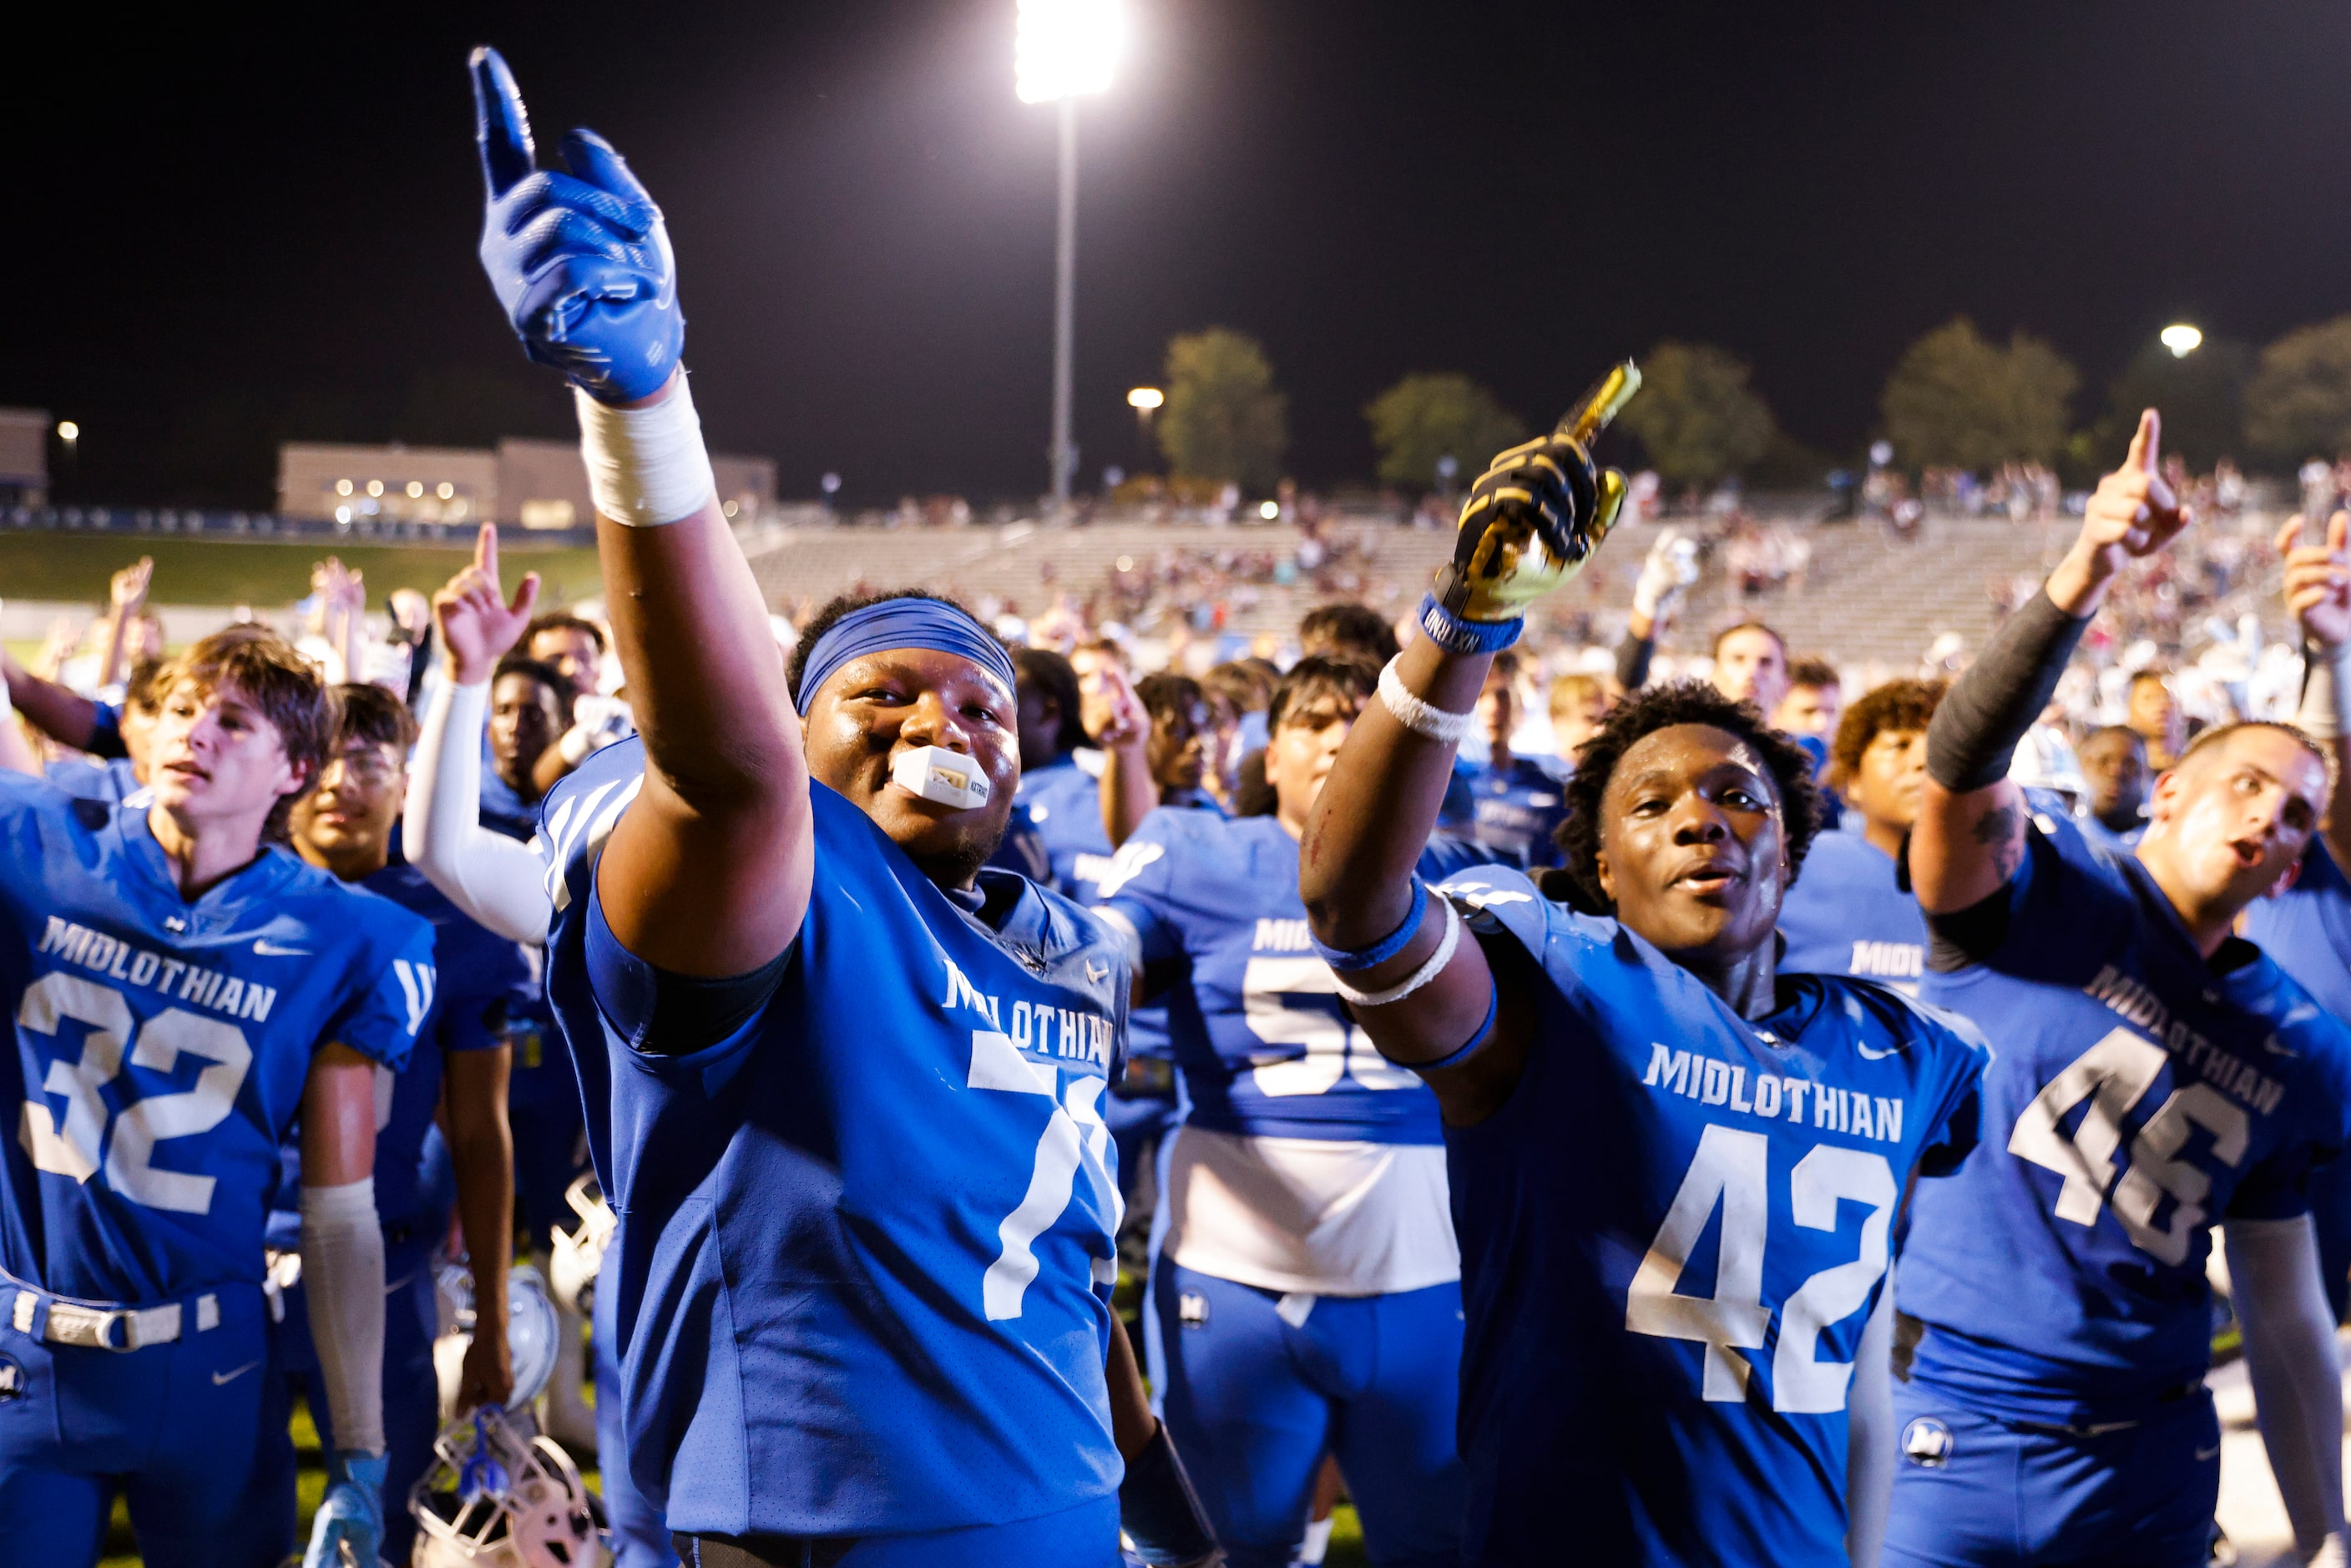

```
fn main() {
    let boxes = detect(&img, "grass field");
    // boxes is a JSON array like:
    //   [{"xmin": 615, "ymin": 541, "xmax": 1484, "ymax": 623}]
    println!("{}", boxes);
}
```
[{"xmin": 0, "ymin": 531, "xmax": 604, "ymax": 611}]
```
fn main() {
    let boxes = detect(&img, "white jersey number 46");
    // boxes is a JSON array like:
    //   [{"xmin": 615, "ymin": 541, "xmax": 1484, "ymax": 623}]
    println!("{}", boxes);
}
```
[{"xmin": 1625, "ymin": 1124, "xmax": 1897, "ymax": 1413}]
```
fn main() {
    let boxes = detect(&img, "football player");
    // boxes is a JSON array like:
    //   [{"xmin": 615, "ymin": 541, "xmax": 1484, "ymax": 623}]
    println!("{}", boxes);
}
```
[
  {"xmin": 1299, "ymin": 412, "xmax": 1989, "ymax": 1565},
  {"xmin": 1893, "ymin": 412, "xmax": 2351, "ymax": 1567},
  {"xmin": 1453, "ymin": 649, "xmax": 1569, "ymax": 867},
  {"xmin": 2075, "ymin": 724, "xmax": 2151, "ymax": 854},
  {"xmin": 464, "ymin": 48, "xmax": 1216, "ymax": 1566},
  {"xmin": 1093, "ymin": 656, "xmax": 1470, "ymax": 1568},
  {"xmin": 405, "ymin": 526, "xmax": 675, "ymax": 1568},
  {"xmin": 2242, "ymin": 508, "xmax": 2351, "ymax": 1333},
  {"xmin": 1711, "ymin": 620, "xmax": 1792, "ymax": 716},
  {"xmin": 0, "ymin": 630, "xmax": 437, "ymax": 1568},
  {"xmin": 1776, "ymin": 678, "xmax": 1944, "ymax": 992},
  {"xmin": 261, "ymin": 683, "xmax": 530, "ymax": 1565}
]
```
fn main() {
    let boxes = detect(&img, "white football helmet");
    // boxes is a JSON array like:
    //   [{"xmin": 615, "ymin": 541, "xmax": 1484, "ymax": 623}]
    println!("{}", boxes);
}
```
[
  {"xmin": 433, "ymin": 1264, "xmax": 563, "ymax": 1419},
  {"xmin": 410, "ymin": 1406, "xmax": 609, "ymax": 1568},
  {"xmin": 547, "ymin": 1176, "xmax": 614, "ymax": 1318}
]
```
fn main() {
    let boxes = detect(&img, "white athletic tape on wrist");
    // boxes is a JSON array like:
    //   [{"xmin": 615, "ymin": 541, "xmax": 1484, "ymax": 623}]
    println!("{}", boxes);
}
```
[
  {"xmin": 1332, "ymin": 895, "xmax": 1460, "ymax": 1008},
  {"xmin": 574, "ymin": 376, "xmax": 719, "ymax": 527},
  {"xmin": 892, "ymin": 745, "xmax": 992, "ymax": 809},
  {"xmin": 2298, "ymin": 643, "xmax": 2351, "ymax": 743},
  {"xmin": 1378, "ymin": 657, "xmax": 1474, "ymax": 746}
]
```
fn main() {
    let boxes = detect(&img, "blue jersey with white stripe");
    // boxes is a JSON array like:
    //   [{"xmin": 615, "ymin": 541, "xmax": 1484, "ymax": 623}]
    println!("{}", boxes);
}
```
[
  {"xmin": 2242, "ymin": 839, "xmax": 2351, "ymax": 1018},
  {"xmin": 1016, "ymin": 753, "xmax": 1115, "ymax": 898},
  {"xmin": 265, "ymin": 860, "xmax": 533, "ymax": 1249},
  {"xmin": 1456, "ymin": 755, "xmax": 1570, "ymax": 868},
  {"xmin": 1430, "ymin": 865, "xmax": 1986, "ymax": 1567},
  {"xmin": 538, "ymin": 739, "xmax": 1130, "ymax": 1537},
  {"xmin": 1776, "ymin": 831, "xmax": 1927, "ymax": 991},
  {"xmin": 1902, "ymin": 826, "xmax": 2351, "ymax": 1424},
  {"xmin": 1097, "ymin": 809, "xmax": 1449, "ymax": 1145},
  {"xmin": 0, "ymin": 776, "xmax": 432, "ymax": 1305}
]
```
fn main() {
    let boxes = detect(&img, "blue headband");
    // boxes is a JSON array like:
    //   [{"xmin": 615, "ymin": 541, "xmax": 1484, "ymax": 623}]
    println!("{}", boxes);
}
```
[{"xmin": 795, "ymin": 599, "xmax": 1019, "ymax": 711}]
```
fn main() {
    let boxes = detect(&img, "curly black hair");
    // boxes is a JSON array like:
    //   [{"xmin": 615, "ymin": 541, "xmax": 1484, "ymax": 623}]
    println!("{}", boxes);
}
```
[
  {"xmin": 1555, "ymin": 680, "xmax": 1823, "ymax": 913},
  {"xmin": 1830, "ymin": 676, "xmax": 1947, "ymax": 789},
  {"xmin": 785, "ymin": 589, "xmax": 994, "ymax": 706}
]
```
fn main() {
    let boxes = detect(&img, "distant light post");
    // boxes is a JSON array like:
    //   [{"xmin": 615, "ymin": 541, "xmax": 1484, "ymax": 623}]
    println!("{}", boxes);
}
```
[
  {"xmin": 1018, "ymin": 0, "xmax": 1120, "ymax": 511},
  {"xmin": 55, "ymin": 420, "xmax": 78, "ymax": 488},
  {"xmin": 1127, "ymin": 385, "xmax": 1161, "ymax": 463},
  {"xmin": 2161, "ymin": 323, "xmax": 2204, "ymax": 358}
]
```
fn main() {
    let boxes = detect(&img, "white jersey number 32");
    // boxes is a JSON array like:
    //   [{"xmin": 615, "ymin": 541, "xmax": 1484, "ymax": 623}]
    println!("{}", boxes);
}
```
[{"xmin": 18, "ymin": 972, "xmax": 254, "ymax": 1215}]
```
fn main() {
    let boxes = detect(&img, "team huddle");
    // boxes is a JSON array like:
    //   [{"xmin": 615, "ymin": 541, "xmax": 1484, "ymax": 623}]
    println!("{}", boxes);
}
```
[{"xmin": 7, "ymin": 43, "xmax": 2351, "ymax": 1568}]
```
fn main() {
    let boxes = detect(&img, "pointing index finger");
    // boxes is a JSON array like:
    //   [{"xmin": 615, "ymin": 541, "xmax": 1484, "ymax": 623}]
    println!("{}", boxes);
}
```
[
  {"xmin": 476, "ymin": 522, "xmax": 500, "ymax": 585},
  {"xmin": 470, "ymin": 46, "xmax": 537, "ymax": 199},
  {"xmin": 2123, "ymin": 408, "xmax": 2161, "ymax": 476}
]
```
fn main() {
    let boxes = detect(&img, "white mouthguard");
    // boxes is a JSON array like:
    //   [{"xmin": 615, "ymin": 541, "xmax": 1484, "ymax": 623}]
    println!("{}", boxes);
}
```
[{"xmin": 891, "ymin": 745, "xmax": 992, "ymax": 810}]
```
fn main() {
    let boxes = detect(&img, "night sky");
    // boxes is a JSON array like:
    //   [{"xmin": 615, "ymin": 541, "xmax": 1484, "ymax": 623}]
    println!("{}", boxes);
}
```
[{"xmin": 12, "ymin": 2, "xmax": 2351, "ymax": 508}]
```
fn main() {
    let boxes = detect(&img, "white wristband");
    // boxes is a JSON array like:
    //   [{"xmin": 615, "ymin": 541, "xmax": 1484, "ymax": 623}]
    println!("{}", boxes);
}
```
[
  {"xmin": 574, "ymin": 375, "xmax": 719, "ymax": 528},
  {"xmin": 2298, "ymin": 642, "xmax": 2351, "ymax": 744},
  {"xmin": 1332, "ymin": 896, "xmax": 1461, "ymax": 1008},
  {"xmin": 1378, "ymin": 657, "xmax": 1474, "ymax": 746}
]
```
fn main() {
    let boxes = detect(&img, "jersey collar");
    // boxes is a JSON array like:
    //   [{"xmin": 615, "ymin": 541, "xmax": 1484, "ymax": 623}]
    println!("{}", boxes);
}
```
[{"xmin": 117, "ymin": 803, "xmax": 301, "ymax": 923}]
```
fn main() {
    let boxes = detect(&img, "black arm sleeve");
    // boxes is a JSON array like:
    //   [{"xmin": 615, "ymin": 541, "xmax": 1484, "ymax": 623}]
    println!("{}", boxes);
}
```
[
  {"xmin": 1924, "ymin": 883, "xmax": 2013, "ymax": 973},
  {"xmin": 1615, "ymin": 628, "xmax": 1655, "ymax": 693},
  {"xmin": 1924, "ymin": 588, "xmax": 2089, "ymax": 792}
]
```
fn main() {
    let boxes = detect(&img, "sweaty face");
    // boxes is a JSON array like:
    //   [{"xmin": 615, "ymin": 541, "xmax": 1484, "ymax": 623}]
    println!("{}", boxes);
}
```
[
  {"xmin": 1846, "ymin": 726, "xmax": 1928, "ymax": 835},
  {"xmin": 2142, "ymin": 727, "xmax": 2327, "ymax": 913},
  {"xmin": 145, "ymin": 678, "xmax": 307, "ymax": 827},
  {"xmin": 1596, "ymin": 724, "xmax": 1790, "ymax": 967},
  {"xmin": 1147, "ymin": 698, "xmax": 1211, "ymax": 794},
  {"xmin": 2079, "ymin": 731, "xmax": 2150, "ymax": 824},
  {"xmin": 1262, "ymin": 708, "xmax": 1354, "ymax": 834},
  {"xmin": 1712, "ymin": 630, "xmax": 1789, "ymax": 715},
  {"xmin": 801, "ymin": 648, "xmax": 1019, "ymax": 885},
  {"xmin": 1774, "ymin": 683, "xmax": 1842, "ymax": 741},
  {"xmin": 291, "ymin": 738, "xmax": 406, "ymax": 866},
  {"xmin": 530, "ymin": 628, "xmax": 604, "ymax": 700},
  {"xmin": 489, "ymin": 673, "xmax": 564, "ymax": 795}
]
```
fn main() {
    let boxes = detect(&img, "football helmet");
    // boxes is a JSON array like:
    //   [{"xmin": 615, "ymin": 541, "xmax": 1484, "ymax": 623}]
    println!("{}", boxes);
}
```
[
  {"xmin": 433, "ymin": 1263, "xmax": 563, "ymax": 1418},
  {"xmin": 547, "ymin": 1175, "xmax": 614, "ymax": 1318},
  {"xmin": 410, "ymin": 1406, "xmax": 609, "ymax": 1567}
]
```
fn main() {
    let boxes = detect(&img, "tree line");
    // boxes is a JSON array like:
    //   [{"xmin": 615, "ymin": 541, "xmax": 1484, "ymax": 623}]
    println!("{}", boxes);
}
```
[{"xmin": 1145, "ymin": 316, "xmax": 2351, "ymax": 495}]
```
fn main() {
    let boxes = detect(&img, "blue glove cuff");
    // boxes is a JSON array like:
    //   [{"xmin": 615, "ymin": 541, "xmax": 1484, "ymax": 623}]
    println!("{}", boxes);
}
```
[
  {"xmin": 327, "ymin": 1448, "xmax": 389, "ymax": 1492},
  {"xmin": 1418, "ymin": 594, "xmax": 1523, "ymax": 655},
  {"xmin": 1310, "ymin": 878, "xmax": 1428, "ymax": 972}
]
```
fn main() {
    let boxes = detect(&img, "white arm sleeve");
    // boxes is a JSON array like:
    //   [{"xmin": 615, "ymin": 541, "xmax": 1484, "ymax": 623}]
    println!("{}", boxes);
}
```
[
  {"xmin": 1844, "ymin": 1287, "xmax": 1896, "ymax": 1568},
  {"xmin": 2227, "ymin": 1215, "xmax": 2349, "ymax": 1562},
  {"xmin": 405, "ymin": 678, "xmax": 555, "ymax": 943},
  {"xmin": 301, "ymin": 1178, "xmax": 387, "ymax": 1456}
]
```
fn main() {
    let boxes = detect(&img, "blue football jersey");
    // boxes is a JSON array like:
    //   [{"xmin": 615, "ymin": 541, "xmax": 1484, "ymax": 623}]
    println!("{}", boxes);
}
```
[
  {"xmin": 1428, "ymin": 865, "xmax": 1987, "ymax": 1566},
  {"xmin": 1016, "ymin": 753, "xmax": 1115, "ymax": 899},
  {"xmin": 1902, "ymin": 827, "xmax": 2351, "ymax": 1424},
  {"xmin": 1455, "ymin": 756, "xmax": 1570, "ymax": 869},
  {"xmin": 1776, "ymin": 832, "xmax": 1927, "ymax": 991},
  {"xmin": 538, "ymin": 739, "xmax": 1130, "ymax": 1537},
  {"xmin": 0, "ymin": 776, "xmax": 434, "ymax": 1305},
  {"xmin": 44, "ymin": 756, "xmax": 144, "ymax": 807},
  {"xmin": 1095, "ymin": 809, "xmax": 1444, "ymax": 1146},
  {"xmin": 2243, "ymin": 839, "xmax": 2351, "ymax": 1019},
  {"xmin": 2079, "ymin": 814, "xmax": 2146, "ymax": 857},
  {"xmin": 265, "ymin": 860, "xmax": 533, "ymax": 1251}
]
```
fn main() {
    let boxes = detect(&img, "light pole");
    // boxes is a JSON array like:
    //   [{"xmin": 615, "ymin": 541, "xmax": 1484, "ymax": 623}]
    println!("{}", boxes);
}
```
[
  {"xmin": 2160, "ymin": 323, "xmax": 2203, "ymax": 358},
  {"xmin": 1017, "ymin": 0, "xmax": 1118, "ymax": 512},
  {"xmin": 1127, "ymin": 385, "xmax": 1162, "ymax": 468}
]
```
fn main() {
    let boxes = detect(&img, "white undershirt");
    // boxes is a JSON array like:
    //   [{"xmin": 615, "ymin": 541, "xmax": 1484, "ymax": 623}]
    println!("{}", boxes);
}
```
[{"xmin": 1161, "ymin": 1124, "xmax": 1459, "ymax": 1297}]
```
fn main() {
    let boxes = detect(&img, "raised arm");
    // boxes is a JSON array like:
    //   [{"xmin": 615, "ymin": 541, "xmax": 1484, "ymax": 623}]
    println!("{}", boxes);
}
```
[
  {"xmin": 97, "ymin": 556, "xmax": 151, "ymax": 694},
  {"xmin": 2, "ymin": 649, "xmax": 103, "ymax": 751},
  {"xmin": 2284, "ymin": 510, "xmax": 2351, "ymax": 871},
  {"xmin": 471, "ymin": 47, "xmax": 809, "ymax": 977},
  {"xmin": 1912, "ymin": 411, "xmax": 2185, "ymax": 913},
  {"xmin": 406, "ymin": 526, "xmax": 557, "ymax": 943},
  {"xmin": 1304, "ymin": 382, "xmax": 1635, "ymax": 1120},
  {"xmin": 1087, "ymin": 663, "xmax": 1157, "ymax": 847}
]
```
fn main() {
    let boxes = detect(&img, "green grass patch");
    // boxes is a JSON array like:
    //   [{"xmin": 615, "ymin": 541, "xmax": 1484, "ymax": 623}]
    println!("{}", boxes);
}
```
[{"xmin": 0, "ymin": 532, "xmax": 603, "ymax": 610}]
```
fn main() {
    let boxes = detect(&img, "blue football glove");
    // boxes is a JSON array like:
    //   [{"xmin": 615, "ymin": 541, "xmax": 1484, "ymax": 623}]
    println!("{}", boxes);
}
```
[
  {"xmin": 470, "ymin": 46, "xmax": 683, "ymax": 405},
  {"xmin": 305, "ymin": 1448, "xmax": 387, "ymax": 1568}
]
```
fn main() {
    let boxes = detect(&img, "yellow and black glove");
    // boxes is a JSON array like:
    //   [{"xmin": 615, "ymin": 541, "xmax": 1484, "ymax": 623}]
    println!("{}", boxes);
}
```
[{"xmin": 1421, "ymin": 361, "xmax": 1640, "ymax": 653}]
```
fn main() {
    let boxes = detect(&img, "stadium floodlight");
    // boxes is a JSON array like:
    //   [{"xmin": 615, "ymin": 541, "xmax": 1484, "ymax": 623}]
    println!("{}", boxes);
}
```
[
  {"xmin": 1016, "ymin": 0, "xmax": 1119, "ymax": 104},
  {"xmin": 1019, "ymin": 0, "xmax": 1121, "ymax": 512},
  {"xmin": 1127, "ymin": 387, "xmax": 1163, "ymax": 410},
  {"xmin": 56, "ymin": 421, "xmax": 78, "ymax": 444},
  {"xmin": 2161, "ymin": 323, "xmax": 2203, "ymax": 358}
]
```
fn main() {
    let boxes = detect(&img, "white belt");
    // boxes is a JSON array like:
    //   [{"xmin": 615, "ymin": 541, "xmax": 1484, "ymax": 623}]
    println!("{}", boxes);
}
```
[{"xmin": 10, "ymin": 1287, "xmax": 220, "ymax": 1351}]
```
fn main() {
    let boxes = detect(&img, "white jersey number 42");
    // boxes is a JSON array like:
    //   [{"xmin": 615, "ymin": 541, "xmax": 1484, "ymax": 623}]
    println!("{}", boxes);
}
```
[{"xmin": 1625, "ymin": 1124, "xmax": 1897, "ymax": 1413}]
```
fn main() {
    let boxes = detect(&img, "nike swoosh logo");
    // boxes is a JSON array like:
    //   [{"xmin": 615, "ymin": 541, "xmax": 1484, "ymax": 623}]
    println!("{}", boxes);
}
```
[
  {"xmin": 1085, "ymin": 962, "xmax": 1109, "ymax": 984},
  {"xmin": 1855, "ymin": 1040, "xmax": 1904, "ymax": 1060},
  {"xmin": 252, "ymin": 938, "xmax": 310, "ymax": 957},
  {"xmin": 2195, "ymin": 1443, "xmax": 2222, "ymax": 1461},
  {"xmin": 212, "ymin": 1359, "xmax": 262, "ymax": 1386}
]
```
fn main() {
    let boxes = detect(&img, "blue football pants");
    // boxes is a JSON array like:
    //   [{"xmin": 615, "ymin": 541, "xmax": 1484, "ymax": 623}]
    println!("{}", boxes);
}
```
[
  {"xmin": 598, "ymin": 1243, "xmax": 679, "ymax": 1567},
  {"xmin": 674, "ymin": 1492, "xmax": 1122, "ymax": 1566},
  {"xmin": 0, "ymin": 1282, "xmax": 281, "ymax": 1568},
  {"xmin": 1884, "ymin": 1380, "xmax": 2221, "ymax": 1568},
  {"xmin": 254, "ymin": 1240, "xmax": 442, "ymax": 1565},
  {"xmin": 1151, "ymin": 1260, "xmax": 1464, "ymax": 1568}
]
